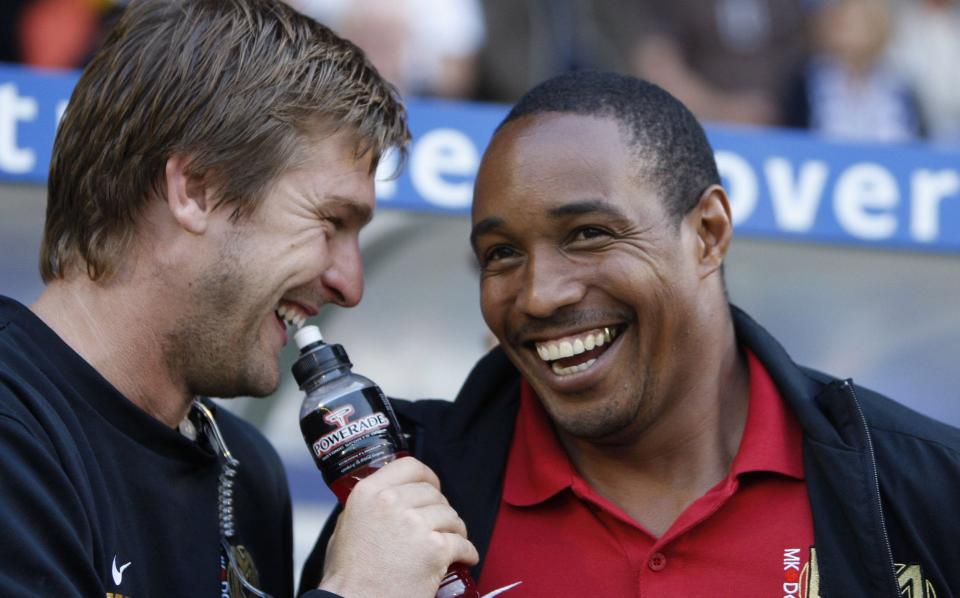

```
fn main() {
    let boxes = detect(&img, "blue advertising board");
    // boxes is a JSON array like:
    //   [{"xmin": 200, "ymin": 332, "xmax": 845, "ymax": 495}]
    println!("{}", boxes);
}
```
[{"xmin": 2, "ymin": 63, "xmax": 959, "ymax": 252}]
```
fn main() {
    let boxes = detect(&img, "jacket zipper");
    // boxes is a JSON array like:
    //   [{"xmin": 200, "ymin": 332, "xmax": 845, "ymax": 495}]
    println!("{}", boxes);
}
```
[{"xmin": 842, "ymin": 380, "xmax": 900, "ymax": 598}]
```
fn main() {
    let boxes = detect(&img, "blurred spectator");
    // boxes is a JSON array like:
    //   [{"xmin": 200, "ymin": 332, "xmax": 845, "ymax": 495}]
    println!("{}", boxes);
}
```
[
  {"xmin": 285, "ymin": 0, "xmax": 485, "ymax": 98},
  {"xmin": 473, "ymin": 0, "xmax": 654, "ymax": 102},
  {"xmin": 889, "ymin": 0, "xmax": 960, "ymax": 144},
  {"xmin": 19, "ymin": 0, "xmax": 98, "ymax": 68},
  {"xmin": 784, "ymin": 0, "xmax": 923, "ymax": 142},
  {"xmin": 1, "ymin": 0, "xmax": 31, "ymax": 63},
  {"xmin": 633, "ymin": 0, "xmax": 809, "ymax": 126},
  {"xmin": 1, "ymin": 0, "xmax": 125, "ymax": 69}
]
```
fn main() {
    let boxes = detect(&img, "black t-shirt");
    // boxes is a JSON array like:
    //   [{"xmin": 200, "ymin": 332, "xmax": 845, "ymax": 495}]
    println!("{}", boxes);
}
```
[{"xmin": 0, "ymin": 296, "xmax": 299, "ymax": 597}]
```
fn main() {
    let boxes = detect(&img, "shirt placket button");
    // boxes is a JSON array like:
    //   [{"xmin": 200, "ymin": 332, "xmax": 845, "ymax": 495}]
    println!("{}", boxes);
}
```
[{"xmin": 648, "ymin": 552, "xmax": 667, "ymax": 572}]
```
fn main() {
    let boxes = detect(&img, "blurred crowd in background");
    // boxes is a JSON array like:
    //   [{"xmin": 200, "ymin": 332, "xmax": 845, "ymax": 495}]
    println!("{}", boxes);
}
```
[{"xmin": 2, "ymin": 0, "xmax": 960, "ymax": 146}]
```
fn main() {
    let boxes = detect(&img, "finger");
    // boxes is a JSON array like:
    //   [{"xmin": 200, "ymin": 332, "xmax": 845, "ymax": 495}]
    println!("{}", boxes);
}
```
[
  {"xmin": 440, "ymin": 532, "xmax": 480, "ymax": 567},
  {"xmin": 375, "ymin": 481, "xmax": 450, "ymax": 511},
  {"xmin": 414, "ymin": 504, "xmax": 469, "ymax": 538},
  {"xmin": 357, "ymin": 456, "xmax": 441, "ymax": 492}
]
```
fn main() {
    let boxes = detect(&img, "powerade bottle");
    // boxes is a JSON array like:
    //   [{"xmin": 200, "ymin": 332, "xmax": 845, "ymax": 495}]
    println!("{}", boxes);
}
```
[{"xmin": 293, "ymin": 325, "xmax": 479, "ymax": 598}]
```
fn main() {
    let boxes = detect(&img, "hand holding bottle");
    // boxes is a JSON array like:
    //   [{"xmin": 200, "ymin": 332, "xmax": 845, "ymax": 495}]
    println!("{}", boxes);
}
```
[
  {"xmin": 294, "ymin": 325, "xmax": 480, "ymax": 597},
  {"xmin": 318, "ymin": 457, "xmax": 479, "ymax": 598}
]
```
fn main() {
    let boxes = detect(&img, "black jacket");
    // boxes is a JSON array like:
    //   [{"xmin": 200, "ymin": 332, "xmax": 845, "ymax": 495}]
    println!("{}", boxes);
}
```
[
  {"xmin": 301, "ymin": 306, "xmax": 960, "ymax": 597},
  {"xmin": 0, "ymin": 296, "xmax": 298, "ymax": 597}
]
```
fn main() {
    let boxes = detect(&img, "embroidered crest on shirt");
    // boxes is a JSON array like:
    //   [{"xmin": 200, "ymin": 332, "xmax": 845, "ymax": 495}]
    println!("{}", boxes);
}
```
[
  {"xmin": 896, "ymin": 563, "xmax": 937, "ymax": 598},
  {"xmin": 781, "ymin": 547, "xmax": 936, "ymax": 598},
  {"xmin": 782, "ymin": 546, "xmax": 818, "ymax": 597}
]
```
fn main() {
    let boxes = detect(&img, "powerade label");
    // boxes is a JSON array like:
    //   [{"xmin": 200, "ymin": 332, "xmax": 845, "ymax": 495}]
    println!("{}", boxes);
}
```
[
  {"xmin": 313, "ymin": 411, "xmax": 390, "ymax": 456},
  {"xmin": 300, "ymin": 386, "xmax": 406, "ymax": 485}
]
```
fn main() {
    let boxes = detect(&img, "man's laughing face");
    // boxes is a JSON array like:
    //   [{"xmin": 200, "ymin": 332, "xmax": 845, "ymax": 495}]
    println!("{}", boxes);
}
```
[
  {"xmin": 472, "ymin": 113, "xmax": 705, "ymax": 444},
  {"xmin": 167, "ymin": 130, "xmax": 375, "ymax": 399}
]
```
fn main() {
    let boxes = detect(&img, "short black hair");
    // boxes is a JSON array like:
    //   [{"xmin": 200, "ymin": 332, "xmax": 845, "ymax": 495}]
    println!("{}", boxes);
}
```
[{"xmin": 499, "ymin": 70, "xmax": 720, "ymax": 222}]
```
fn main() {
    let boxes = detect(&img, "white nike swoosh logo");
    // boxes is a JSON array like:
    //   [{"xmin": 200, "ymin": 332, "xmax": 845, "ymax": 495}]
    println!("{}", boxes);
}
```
[
  {"xmin": 111, "ymin": 555, "xmax": 132, "ymax": 586},
  {"xmin": 481, "ymin": 581, "xmax": 522, "ymax": 597}
]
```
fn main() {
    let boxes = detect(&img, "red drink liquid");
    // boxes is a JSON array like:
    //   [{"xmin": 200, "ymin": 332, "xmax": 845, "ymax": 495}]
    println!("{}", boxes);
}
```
[{"xmin": 327, "ymin": 451, "xmax": 408, "ymax": 504}]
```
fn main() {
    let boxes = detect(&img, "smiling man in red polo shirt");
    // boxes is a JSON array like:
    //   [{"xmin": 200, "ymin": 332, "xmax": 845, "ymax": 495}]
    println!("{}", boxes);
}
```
[
  {"xmin": 468, "ymin": 72, "xmax": 820, "ymax": 597},
  {"xmin": 301, "ymin": 72, "xmax": 960, "ymax": 598},
  {"xmin": 460, "ymin": 71, "xmax": 960, "ymax": 598}
]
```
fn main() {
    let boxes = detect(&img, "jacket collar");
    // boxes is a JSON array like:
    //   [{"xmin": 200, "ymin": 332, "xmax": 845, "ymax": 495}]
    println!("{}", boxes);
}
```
[{"xmin": 730, "ymin": 305, "xmax": 867, "ymax": 450}]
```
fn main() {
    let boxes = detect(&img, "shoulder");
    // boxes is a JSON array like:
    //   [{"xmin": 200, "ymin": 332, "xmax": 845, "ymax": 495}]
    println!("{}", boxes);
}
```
[
  {"xmin": 0, "ymin": 345, "xmax": 67, "ymax": 453},
  {"xmin": 802, "ymin": 366, "xmax": 960, "ymax": 455},
  {"xmin": 856, "ymin": 383, "xmax": 960, "ymax": 459}
]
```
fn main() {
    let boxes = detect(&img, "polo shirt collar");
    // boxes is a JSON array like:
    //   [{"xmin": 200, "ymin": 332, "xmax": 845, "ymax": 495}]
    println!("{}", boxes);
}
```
[
  {"xmin": 731, "ymin": 349, "xmax": 805, "ymax": 479},
  {"xmin": 501, "ymin": 379, "xmax": 575, "ymax": 506},
  {"xmin": 502, "ymin": 348, "xmax": 804, "ymax": 508}
]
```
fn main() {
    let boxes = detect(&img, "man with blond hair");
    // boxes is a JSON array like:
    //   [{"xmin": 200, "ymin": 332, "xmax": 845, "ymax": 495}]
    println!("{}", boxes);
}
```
[{"xmin": 0, "ymin": 1, "xmax": 476, "ymax": 596}]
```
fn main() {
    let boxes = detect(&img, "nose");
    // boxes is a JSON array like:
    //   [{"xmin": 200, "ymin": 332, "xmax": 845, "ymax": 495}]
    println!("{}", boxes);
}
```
[
  {"xmin": 514, "ymin": 251, "xmax": 585, "ymax": 319},
  {"xmin": 320, "ymin": 236, "xmax": 364, "ymax": 307}
]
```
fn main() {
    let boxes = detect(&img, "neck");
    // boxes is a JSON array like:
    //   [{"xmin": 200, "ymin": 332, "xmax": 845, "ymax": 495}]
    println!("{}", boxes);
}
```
[
  {"xmin": 31, "ymin": 274, "xmax": 193, "ymax": 427},
  {"xmin": 559, "ymin": 307, "xmax": 749, "ymax": 536}
]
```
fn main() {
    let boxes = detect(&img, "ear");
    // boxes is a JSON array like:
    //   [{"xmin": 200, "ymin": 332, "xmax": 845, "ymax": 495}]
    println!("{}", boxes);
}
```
[
  {"xmin": 692, "ymin": 184, "xmax": 734, "ymax": 278},
  {"xmin": 163, "ymin": 155, "xmax": 211, "ymax": 235}
]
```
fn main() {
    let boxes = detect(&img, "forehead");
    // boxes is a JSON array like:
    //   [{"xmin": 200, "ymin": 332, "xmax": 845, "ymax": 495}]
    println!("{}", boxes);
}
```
[
  {"xmin": 286, "ymin": 129, "xmax": 377, "ymax": 209},
  {"xmin": 472, "ymin": 113, "xmax": 639, "ymax": 222}
]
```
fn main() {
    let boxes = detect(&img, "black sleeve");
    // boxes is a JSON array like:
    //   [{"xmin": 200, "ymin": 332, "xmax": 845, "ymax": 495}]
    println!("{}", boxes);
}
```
[
  {"xmin": 0, "ymin": 411, "xmax": 104, "ymax": 596},
  {"xmin": 299, "ymin": 591, "xmax": 343, "ymax": 598},
  {"xmin": 297, "ymin": 502, "xmax": 343, "ymax": 596}
]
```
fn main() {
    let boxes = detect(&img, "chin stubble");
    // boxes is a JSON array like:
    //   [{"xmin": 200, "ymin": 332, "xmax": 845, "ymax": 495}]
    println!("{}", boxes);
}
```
[{"xmin": 165, "ymin": 237, "xmax": 277, "ymax": 399}]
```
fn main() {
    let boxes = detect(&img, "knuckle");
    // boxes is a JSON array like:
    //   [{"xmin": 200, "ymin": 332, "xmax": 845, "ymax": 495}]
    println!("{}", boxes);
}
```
[
  {"xmin": 421, "ymin": 483, "xmax": 448, "ymax": 504},
  {"xmin": 375, "ymin": 487, "xmax": 399, "ymax": 508},
  {"xmin": 350, "ymin": 475, "xmax": 376, "ymax": 498},
  {"xmin": 401, "ymin": 508, "xmax": 424, "ymax": 528}
]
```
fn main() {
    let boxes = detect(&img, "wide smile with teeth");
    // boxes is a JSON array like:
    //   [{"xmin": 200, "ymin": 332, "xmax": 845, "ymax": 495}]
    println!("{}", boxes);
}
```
[
  {"xmin": 534, "ymin": 327, "xmax": 620, "ymax": 376},
  {"xmin": 276, "ymin": 302, "xmax": 308, "ymax": 329}
]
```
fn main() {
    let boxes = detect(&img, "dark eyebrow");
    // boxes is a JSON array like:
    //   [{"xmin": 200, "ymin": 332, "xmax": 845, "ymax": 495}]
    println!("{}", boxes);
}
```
[
  {"xmin": 470, "ymin": 199, "xmax": 630, "ymax": 249},
  {"xmin": 470, "ymin": 216, "xmax": 505, "ymax": 250},
  {"xmin": 548, "ymin": 198, "xmax": 629, "ymax": 222},
  {"xmin": 325, "ymin": 194, "xmax": 373, "ymax": 226}
]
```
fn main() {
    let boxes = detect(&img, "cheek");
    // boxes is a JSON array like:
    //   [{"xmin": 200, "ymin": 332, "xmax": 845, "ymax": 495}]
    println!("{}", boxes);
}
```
[
  {"xmin": 479, "ymin": 287, "xmax": 499, "ymax": 331},
  {"xmin": 479, "ymin": 279, "xmax": 511, "ymax": 332},
  {"xmin": 285, "ymin": 233, "xmax": 331, "ymax": 274}
]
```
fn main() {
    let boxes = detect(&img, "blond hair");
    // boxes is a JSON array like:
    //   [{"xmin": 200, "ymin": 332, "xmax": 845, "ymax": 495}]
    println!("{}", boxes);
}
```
[{"xmin": 42, "ymin": 0, "xmax": 410, "ymax": 281}]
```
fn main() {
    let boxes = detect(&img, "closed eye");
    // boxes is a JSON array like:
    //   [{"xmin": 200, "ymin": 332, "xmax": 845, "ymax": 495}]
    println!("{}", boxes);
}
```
[
  {"xmin": 481, "ymin": 245, "xmax": 520, "ymax": 267},
  {"xmin": 569, "ymin": 226, "xmax": 613, "ymax": 242}
]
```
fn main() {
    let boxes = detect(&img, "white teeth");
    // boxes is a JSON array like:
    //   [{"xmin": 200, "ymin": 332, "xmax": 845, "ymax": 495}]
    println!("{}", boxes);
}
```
[
  {"xmin": 551, "ymin": 358, "xmax": 597, "ymax": 376},
  {"xmin": 533, "ymin": 327, "xmax": 621, "ymax": 363},
  {"xmin": 584, "ymin": 334, "xmax": 595, "ymax": 351},
  {"xmin": 276, "ymin": 303, "xmax": 308, "ymax": 329}
]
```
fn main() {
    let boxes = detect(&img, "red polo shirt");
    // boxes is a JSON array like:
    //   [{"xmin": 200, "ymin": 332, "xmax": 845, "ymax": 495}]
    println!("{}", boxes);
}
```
[{"xmin": 478, "ymin": 351, "xmax": 816, "ymax": 597}]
